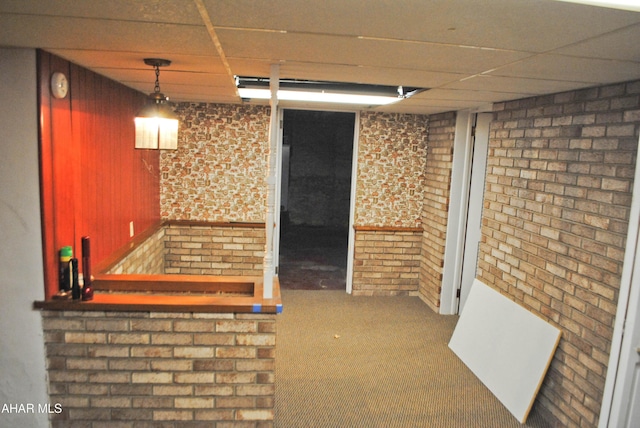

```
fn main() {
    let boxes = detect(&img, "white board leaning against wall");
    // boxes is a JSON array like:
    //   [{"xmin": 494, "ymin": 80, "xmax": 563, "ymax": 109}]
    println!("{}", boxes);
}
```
[{"xmin": 449, "ymin": 279, "xmax": 562, "ymax": 423}]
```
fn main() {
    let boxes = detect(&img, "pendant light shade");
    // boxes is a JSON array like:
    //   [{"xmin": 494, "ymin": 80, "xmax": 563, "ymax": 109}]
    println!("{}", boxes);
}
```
[{"xmin": 135, "ymin": 59, "xmax": 178, "ymax": 150}]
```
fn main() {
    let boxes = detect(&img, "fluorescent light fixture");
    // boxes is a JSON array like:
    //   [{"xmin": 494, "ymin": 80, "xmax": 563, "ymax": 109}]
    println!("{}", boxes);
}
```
[
  {"xmin": 235, "ymin": 77, "xmax": 427, "ymax": 106},
  {"xmin": 237, "ymin": 87, "xmax": 402, "ymax": 105}
]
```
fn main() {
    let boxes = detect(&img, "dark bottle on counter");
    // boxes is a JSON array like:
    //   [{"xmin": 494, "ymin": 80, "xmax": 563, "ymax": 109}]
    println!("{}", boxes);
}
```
[
  {"xmin": 58, "ymin": 246, "xmax": 73, "ymax": 292},
  {"xmin": 71, "ymin": 258, "xmax": 81, "ymax": 300},
  {"xmin": 81, "ymin": 236, "xmax": 94, "ymax": 301}
]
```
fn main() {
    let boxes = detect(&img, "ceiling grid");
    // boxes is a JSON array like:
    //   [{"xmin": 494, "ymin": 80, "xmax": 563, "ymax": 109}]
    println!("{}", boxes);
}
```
[{"xmin": 0, "ymin": 0, "xmax": 638, "ymax": 113}]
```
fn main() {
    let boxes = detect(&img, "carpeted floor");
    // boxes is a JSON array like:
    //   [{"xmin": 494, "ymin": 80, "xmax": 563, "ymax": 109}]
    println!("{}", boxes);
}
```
[{"xmin": 275, "ymin": 290, "xmax": 551, "ymax": 427}]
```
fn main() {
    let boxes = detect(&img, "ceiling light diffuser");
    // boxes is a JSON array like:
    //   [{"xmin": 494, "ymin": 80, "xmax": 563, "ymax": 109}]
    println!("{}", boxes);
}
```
[
  {"xmin": 235, "ymin": 77, "xmax": 427, "ymax": 106},
  {"xmin": 237, "ymin": 88, "xmax": 402, "ymax": 105}
]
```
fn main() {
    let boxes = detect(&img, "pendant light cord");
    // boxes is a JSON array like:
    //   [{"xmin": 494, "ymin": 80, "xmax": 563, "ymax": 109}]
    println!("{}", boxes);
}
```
[{"xmin": 154, "ymin": 65, "xmax": 161, "ymax": 94}]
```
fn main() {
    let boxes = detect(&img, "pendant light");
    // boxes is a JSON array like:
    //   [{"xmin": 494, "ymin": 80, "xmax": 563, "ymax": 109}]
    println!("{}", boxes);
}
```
[{"xmin": 134, "ymin": 58, "xmax": 178, "ymax": 150}]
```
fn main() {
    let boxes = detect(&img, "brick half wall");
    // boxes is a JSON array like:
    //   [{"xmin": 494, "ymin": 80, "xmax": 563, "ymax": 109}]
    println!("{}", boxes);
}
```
[
  {"xmin": 352, "ymin": 227, "xmax": 422, "ymax": 296},
  {"xmin": 42, "ymin": 310, "xmax": 276, "ymax": 426},
  {"xmin": 164, "ymin": 223, "xmax": 265, "ymax": 276},
  {"xmin": 101, "ymin": 222, "xmax": 266, "ymax": 277},
  {"xmin": 106, "ymin": 227, "xmax": 166, "ymax": 275}
]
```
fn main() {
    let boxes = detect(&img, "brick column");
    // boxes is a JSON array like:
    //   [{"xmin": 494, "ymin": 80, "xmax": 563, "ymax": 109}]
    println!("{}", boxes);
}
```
[{"xmin": 419, "ymin": 112, "xmax": 456, "ymax": 311}]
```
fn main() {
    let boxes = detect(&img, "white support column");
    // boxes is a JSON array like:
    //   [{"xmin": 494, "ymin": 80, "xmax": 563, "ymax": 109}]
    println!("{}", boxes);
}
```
[
  {"xmin": 440, "ymin": 111, "xmax": 474, "ymax": 314},
  {"xmin": 263, "ymin": 64, "xmax": 279, "ymax": 299},
  {"xmin": 599, "ymin": 132, "xmax": 640, "ymax": 427}
]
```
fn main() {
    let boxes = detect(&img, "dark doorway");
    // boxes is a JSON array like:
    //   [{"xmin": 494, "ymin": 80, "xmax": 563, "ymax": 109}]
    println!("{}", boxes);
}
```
[{"xmin": 278, "ymin": 110, "xmax": 355, "ymax": 290}]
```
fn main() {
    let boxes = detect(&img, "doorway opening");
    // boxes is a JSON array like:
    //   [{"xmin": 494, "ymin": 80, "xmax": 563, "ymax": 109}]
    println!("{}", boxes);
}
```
[{"xmin": 278, "ymin": 109, "xmax": 356, "ymax": 290}]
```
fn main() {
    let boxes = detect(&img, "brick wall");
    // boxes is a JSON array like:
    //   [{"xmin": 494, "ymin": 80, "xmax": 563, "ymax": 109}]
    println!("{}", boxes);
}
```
[
  {"xmin": 164, "ymin": 223, "xmax": 265, "ymax": 276},
  {"xmin": 106, "ymin": 227, "xmax": 166, "ymax": 275},
  {"xmin": 352, "ymin": 228, "xmax": 422, "ymax": 296},
  {"xmin": 42, "ymin": 310, "xmax": 276, "ymax": 427},
  {"xmin": 419, "ymin": 112, "xmax": 456, "ymax": 311},
  {"xmin": 103, "ymin": 223, "xmax": 265, "ymax": 277},
  {"xmin": 352, "ymin": 112, "xmax": 428, "ymax": 296},
  {"xmin": 479, "ymin": 81, "xmax": 640, "ymax": 427}
]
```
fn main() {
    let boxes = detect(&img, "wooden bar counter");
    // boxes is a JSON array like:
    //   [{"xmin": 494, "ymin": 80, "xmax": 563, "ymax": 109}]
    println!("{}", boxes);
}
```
[{"xmin": 34, "ymin": 274, "xmax": 282, "ymax": 314}]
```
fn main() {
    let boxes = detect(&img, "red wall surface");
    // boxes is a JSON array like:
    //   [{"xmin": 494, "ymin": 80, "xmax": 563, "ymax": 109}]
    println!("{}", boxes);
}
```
[{"xmin": 38, "ymin": 51, "xmax": 160, "ymax": 299}]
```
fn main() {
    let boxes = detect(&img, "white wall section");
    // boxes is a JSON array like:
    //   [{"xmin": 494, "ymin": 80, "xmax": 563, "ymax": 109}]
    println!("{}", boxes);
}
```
[{"xmin": 0, "ymin": 48, "xmax": 49, "ymax": 427}]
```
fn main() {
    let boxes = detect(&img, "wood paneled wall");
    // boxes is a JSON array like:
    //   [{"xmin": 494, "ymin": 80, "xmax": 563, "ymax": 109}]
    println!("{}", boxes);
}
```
[{"xmin": 38, "ymin": 51, "xmax": 160, "ymax": 299}]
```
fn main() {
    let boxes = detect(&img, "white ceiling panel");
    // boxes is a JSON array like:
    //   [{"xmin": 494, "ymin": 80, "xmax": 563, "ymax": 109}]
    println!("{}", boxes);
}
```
[
  {"xmin": 106, "ymin": 70, "xmax": 231, "ymax": 89},
  {"xmin": 373, "ymin": 105, "xmax": 455, "ymax": 115},
  {"xmin": 490, "ymin": 54, "xmax": 640, "ymax": 84},
  {"xmin": 402, "ymin": 98, "xmax": 483, "ymax": 110},
  {"xmin": 1, "ymin": 0, "xmax": 639, "ymax": 114},
  {"xmin": 0, "ymin": 16, "xmax": 213, "ymax": 55},
  {"xmin": 218, "ymin": 30, "xmax": 532, "ymax": 74},
  {"xmin": 551, "ymin": 23, "xmax": 640, "ymax": 61},
  {"xmin": 375, "ymin": 101, "xmax": 475, "ymax": 115},
  {"xmin": 0, "ymin": 0, "xmax": 203, "ymax": 23},
  {"xmin": 419, "ymin": 88, "xmax": 533, "ymax": 103},
  {"xmin": 281, "ymin": 63, "xmax": 465, "ymax": 89},
  {"xmin": 444, "ymin": 74, "xmax": 598, "ymax": 94},
  {"xmin": 159, "ymin": 84, "xmax": 239, "ymax": 98},
  {"xmin": 203, "ymin": 0, "xmax": 640, "ymax": 52},
  {"xmin": 48, "ymin": 50, "xmax": 227, "ymax": 74}
]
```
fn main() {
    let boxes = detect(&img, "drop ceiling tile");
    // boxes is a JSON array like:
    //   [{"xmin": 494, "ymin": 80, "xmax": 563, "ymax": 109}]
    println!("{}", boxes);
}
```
[
  {"xmin": 203, "ymin": 0, "xmax": 640, "ymax": 52},
  {"xmin": 2, "ymin": 0, "xmax": 640, "ymax": 115},
  {"xmin": 490, "ymin": 54, "xmax": 640, "ymax": 84},
  {"xmin": 373, "ymin": 104, "xmax": 454, "ymax": 115},
  {"xmin": 49, "ymin": 50, "xmax": 226, "ymax": 74},
  {"xmin": 110, "ymin": 70, "xmax": 232, "ymax": 89},
  {"xmin": 167, "ymin": 84, "xmax": 238, "ymax": 95},
  {"xmin": 418, "ymin": 88, "xmax": 530, "ymax": 102},
  {"xmin": 278, "ymin": 63, "xmax": 465, "ymax": 88},
  {"xmin": 126, "ymin": 76, "xmax": 237, "ymax": 102},
  {"xmin": 218, "ymin": 29, "xmax": 531, "ymax": 74},
  {"xmin": 225, "ymin": 59, "xmax": 274, "ymax": 79},
  {"xmin": 0, "ymin": 0, "xmax": 202, "ymax": 24},
  {"xmin": 374, "ymin": 100, "xmax": 478, "ymax": 115},
  {"xmin": 0, "ymin": 16, "xmax": 213, "ymax": 56},
  {"xmin": 551, "ymin": 23, "xmax": 640, "ymax": 62},
  {"xmin": 444, "ymin": 74, "xmax": 599, "ymax": 94},
  {"xmin": 400, "ymin": 95, "xmax": 483, "ymax": 109}
]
